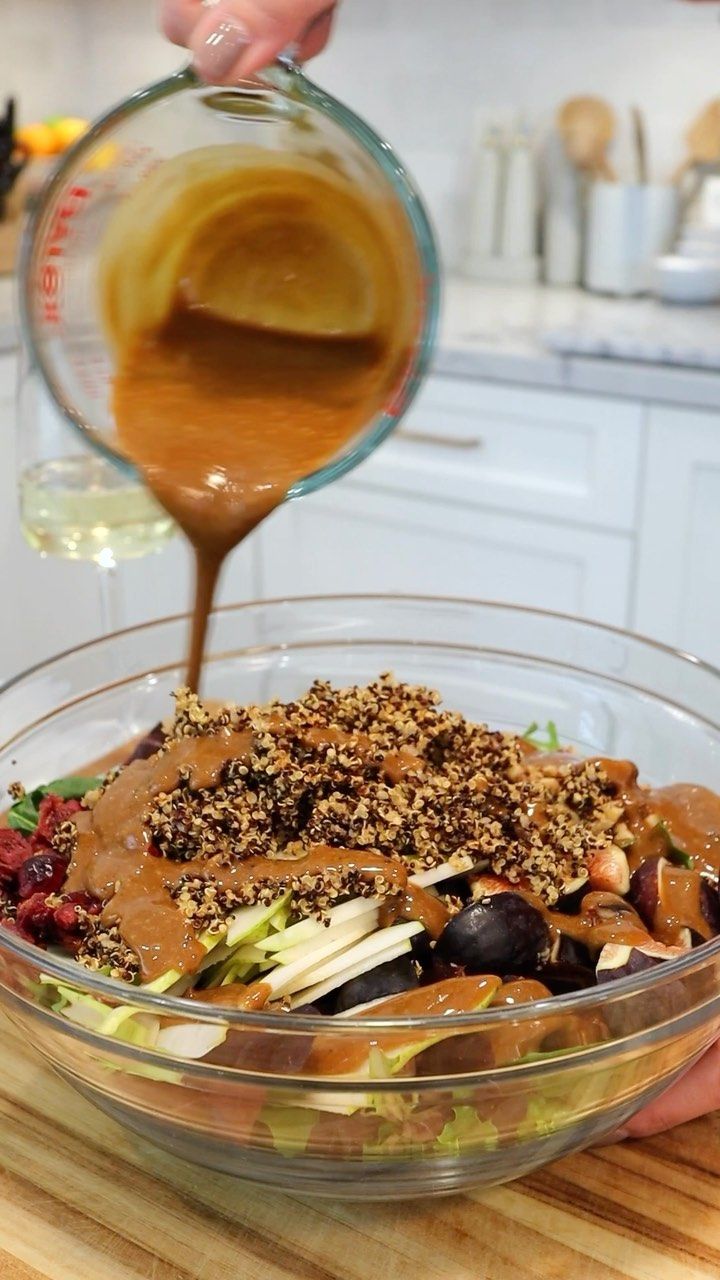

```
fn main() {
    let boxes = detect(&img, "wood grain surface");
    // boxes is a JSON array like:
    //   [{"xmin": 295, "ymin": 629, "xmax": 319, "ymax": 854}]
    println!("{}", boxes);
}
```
[{"xmin": 0, "ymin": 1013, "xmax": 717, "ymax": 1280}]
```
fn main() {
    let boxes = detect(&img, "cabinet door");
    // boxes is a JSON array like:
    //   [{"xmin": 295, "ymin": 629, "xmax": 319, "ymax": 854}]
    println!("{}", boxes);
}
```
[
  {"xmin": 356, "ymin": 376, "xmax": 643, "ymax": 532},
  {"xmin": 259, "ymin": 484, "xmax": 632, "ymax": 626},
  {"xmin": 635, "ymin": 406, "xmax": 720, "ymax": 665}
]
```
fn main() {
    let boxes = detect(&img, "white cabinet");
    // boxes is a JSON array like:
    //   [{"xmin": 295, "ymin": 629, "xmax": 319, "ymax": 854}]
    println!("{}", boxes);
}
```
[
  {"xmin": 256, "ymin": 377, "xmax": 640, "ymax": 628},
  {"xmin": 259, "ymin": 484, "xmax": 633, "ymax": 626},
  {"xmin": 360, "ymin": 378, "xmax": 644, "ymax": 532},
  {"xmin": 635, "ymin": 405, "xmax": 720, "ymax": 667}
]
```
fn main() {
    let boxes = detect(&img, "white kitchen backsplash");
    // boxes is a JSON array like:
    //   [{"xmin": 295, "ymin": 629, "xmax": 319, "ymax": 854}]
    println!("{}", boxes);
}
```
[{"xmin": 4, "ymin": 0, "xmax": 720, "ymax": 260}]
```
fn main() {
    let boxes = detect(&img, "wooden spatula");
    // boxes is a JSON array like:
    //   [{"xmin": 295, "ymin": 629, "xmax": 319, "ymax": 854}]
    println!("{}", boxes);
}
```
[
  {"xmin": 557, "ymin": 97, "xmax": 617, "ymax": 182},
  {"xmin": 673, "ymin": 98, "xmax": 720, "ymax": 184}
]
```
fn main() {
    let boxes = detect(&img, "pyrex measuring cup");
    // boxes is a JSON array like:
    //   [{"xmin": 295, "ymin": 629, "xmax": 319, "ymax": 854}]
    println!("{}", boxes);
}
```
[{"xmin": 20, "ymin": 61, "xmax": 439, "ymax": 496}]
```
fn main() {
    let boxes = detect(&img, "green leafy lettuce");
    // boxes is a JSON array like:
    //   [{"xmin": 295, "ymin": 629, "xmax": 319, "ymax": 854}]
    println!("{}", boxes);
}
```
[{"xmin": 8, "ymin": 776, "xmax": 103, "ymax": 833}]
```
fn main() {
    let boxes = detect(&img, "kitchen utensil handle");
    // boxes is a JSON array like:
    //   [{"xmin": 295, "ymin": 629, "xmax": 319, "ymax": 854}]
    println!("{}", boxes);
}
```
[
  {"xmin": 396, "ymin": 428, "xmax": 483, "ymax": 450},
  {"xmin": 671, "ymin": 157, "xmax": 692, "ymax": 186},
  {"xmin": 596, "ymin": 156, "xmax": 617, "ymax": 182},
  {"xmin": 632, "ymin": 106, "xmax": 648, "ymax": 185}
]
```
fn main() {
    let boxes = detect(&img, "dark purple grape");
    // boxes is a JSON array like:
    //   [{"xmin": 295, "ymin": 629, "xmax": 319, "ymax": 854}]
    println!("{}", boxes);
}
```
[
  {"xmin": 332, "ymin": 954, "xmax": 419, "ymax": 1014},
  {"xmin": 536, "ymin": 963, "xmax": 596, "ymax": 994},
  {"xmin": 553, "ymin": 935, "xmax": 593, "ymax": 968},
  {"xmin": 553, "ymin": 883, "xmax": 589, "ymax": 916},
  {"xmin": 628, "ymin": 858, "xmax": 662, "ymax": 928},
  {"xmin": 596, "ymin": 943, "xmax": 687, "ymax": 1035},
  {"xmin": 410, "ymin": 928, "xmax": 433, "ymax": 973},
  {"xmin": 537, "ymin": 934, "xmax": 596, "ymax": 994},
  {"xmin": 435, "ymin": 893, "xmax": 550, "ymax": 976},
  {"xmin": 699, "ymin": 878, "xmax": 720, "ymax": 937},
  {"xmin": 630, "ymin": 858, "xmax": 720, "ymax": 941}
]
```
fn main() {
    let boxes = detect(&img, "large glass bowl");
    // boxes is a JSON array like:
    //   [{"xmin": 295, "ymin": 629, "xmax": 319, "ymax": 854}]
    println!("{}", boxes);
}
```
[{"xmin": 1, "ymin": 596, "xmax": 719, "ymax": 1199}]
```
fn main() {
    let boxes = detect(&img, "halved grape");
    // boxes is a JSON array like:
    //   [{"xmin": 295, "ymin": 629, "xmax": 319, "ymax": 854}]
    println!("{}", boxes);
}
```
[
  {"xmin": 333, "ymin": 954, "xmax": 419, "ymax": 1014},
  {"xmin": 435, "ymin": 894, "xmax": 550, "ymax": 975}
]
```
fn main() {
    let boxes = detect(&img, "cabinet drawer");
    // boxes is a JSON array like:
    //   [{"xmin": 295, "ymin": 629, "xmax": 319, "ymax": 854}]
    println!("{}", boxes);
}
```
[
  {"xmin": 259, "ymin": 484, "xmax": 633, "ymax": 628},
  {"xmin": 635, "ymin": 405, "xmax": 720, "ymax": 667},
  {"xmin": 358, "ymin": 376, "xmax": 643, "ymax": 532}
]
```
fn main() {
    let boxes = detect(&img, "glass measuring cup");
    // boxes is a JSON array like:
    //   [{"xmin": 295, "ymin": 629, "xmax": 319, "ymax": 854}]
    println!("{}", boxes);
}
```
[{"xmin": 19, "ymin": 60, "xmax": 439, "ymax": 497}]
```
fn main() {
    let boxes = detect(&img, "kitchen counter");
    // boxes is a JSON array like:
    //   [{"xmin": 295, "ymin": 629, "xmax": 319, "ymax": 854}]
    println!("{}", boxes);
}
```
[
  {"xmin": 0, "ymin": 1013, "xmax": 718, "ymax": 1280},
  {"xmin": 437, "ymin": 279, "xmax": 720, "ymax": 410}
]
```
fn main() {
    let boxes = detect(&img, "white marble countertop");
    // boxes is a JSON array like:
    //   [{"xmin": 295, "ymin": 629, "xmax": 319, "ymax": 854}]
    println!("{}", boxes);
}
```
[
  {"xmin": 2, "ymin": 270, "xmax": 720, "ymax": 409},
  {"xmin": 436, "ymin": 278, "xmax": 720, "ymax": 409}
]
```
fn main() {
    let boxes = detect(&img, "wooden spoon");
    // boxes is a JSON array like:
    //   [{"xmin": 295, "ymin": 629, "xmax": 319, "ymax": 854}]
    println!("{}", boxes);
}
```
[
  {"xmin": 557, "ymin": 96, "xmax": 617, "ymax": 182},
  {"xmin": 672, "ymin": 98, "xmax": 720, "ymax": 184}
]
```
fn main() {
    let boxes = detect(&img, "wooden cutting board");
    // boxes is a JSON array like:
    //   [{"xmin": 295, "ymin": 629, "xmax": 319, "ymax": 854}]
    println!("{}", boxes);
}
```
[{"xmin": 0, "ymin": 1012, "xmax": 717, "ymax": 1280}]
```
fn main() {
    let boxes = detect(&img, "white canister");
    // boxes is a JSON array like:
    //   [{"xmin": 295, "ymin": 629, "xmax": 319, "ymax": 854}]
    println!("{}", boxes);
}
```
[
  {"xmin": 585, "ymin": 183, "xmax": 678, "ymax": 296},
  {"xmin": 500, "ymin": 129, "xmax": 537, "ymax": 261},
  {"xmin": 543, "ymin": 132, "xmax": 583, "ymax": 287},
  {"xmin": 467, "ymin": 126, "xmax": 503, "ymax": 261}
]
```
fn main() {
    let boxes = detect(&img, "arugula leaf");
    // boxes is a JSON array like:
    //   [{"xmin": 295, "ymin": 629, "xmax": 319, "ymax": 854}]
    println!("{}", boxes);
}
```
[
  {"xmin": 522, "ymin": 720, "xmax": 561, "ymax": 753},
  {"xmin": 7, "ymin": 775, "xmax": 103, "ymax": 833},
  {"xmin": 7, "ymin": 791, "xmax": 44, "ymax": 833},
  {"xmin": 657, "ymin": 822, "xmax": 693, "ymax": 869},
  {"xmin": 47, "ymin": 776, "xmax": 102, "ymax": 799}
]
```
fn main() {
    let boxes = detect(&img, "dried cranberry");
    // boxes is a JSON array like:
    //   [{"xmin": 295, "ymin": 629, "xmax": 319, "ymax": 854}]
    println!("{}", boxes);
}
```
[
  {"xmin": 16, "ymin": 893, "xmax": 57, "ymax": 944},
  {"xmin": 63, "ymin": 890, "xmax": 101, "ymax": 915},
  {"xmin": 0, "ymin": 829, "xmax": 32, "ymax": 886},
  {"xmin": 17, "ymin": 852, "xmax": 68, "ymax": 901},
  {"xmin": 54, "ymin": 892, "xmax": 101, "ymax": 949},
  {"xmin": 33, "ymin": 794, "xmax": 82, "ymax": 847}
]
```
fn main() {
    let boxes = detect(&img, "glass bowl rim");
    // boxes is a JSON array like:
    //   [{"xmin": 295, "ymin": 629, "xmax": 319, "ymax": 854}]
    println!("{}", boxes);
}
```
[
  {"xmin": 18, "ymin": 63, "xmax": 440, "ymax": 492},
  {"xmin": 2, "ymin": 591, "xmax": 720, "ymax": 1035}
]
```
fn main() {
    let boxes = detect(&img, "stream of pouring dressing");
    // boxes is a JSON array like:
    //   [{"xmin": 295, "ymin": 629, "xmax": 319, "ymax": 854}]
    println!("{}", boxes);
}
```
[{"xmin": 100, "ymin": 145, "xmax": 420, "ymax": 691}]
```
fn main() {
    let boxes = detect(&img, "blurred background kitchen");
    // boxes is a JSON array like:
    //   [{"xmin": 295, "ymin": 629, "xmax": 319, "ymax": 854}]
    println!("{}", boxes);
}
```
[{"xmin": 2, "ymin": 0, "xmax": 720, "ymax": 679}]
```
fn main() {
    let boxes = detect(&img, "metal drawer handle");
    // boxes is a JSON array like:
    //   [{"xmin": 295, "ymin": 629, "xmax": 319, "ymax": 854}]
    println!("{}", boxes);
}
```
[{"xmin": 395, "ymin": 428, "xmax": 483, "ymax": 450}]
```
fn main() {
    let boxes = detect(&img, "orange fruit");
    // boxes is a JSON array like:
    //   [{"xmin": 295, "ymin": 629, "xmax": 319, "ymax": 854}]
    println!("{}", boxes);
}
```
[
  {"xmin": 16, "ymin": 122, "xmax": 60, "ymax": 157},
  {"xmin": 50, "ymin": 117, "xmax": 89, "ymax": 151}
]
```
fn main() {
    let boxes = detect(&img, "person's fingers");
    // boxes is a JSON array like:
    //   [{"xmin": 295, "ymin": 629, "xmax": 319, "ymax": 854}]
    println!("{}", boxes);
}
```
[
  {"xmin": 182, "ymin": 0, "xmax": 336, "ymax": 83},
  {"xmin": 297, "ymin": 7, "xmax": 335, "ymax": 61},
  {"xmin": 159, "ymin": 0, "xmax": 199, "ymax": 45},
  {"xmin": 614, "ymin": 1039, "xmax": 720, "ymax": 1142}
]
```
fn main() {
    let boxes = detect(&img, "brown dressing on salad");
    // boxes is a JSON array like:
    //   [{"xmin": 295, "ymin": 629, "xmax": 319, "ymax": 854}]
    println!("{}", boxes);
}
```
[
  {"xmin": 654, "ymin": 864, "xmax": 712, "ymax": 944},
  {"xmin": 648, "ymin": 784, "xmax": 720, "ymax": 879},
  {"xmin": 66, "ymin": 727, "xmax": 447, "ymax": 981},
  {"xmin": 487, "ymin": 978, "xmax": 606, "ymax": 1065},
  {"xmin": 304, "ymin": 975, "xmax": 502, "ymax": 1075},
  {"xmin": 303, "ymin": 975, "xmax": 607, "ymax": 1077}
]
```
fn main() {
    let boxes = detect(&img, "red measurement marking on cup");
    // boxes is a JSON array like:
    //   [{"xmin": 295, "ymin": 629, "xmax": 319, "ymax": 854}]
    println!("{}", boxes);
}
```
[{"xmin": 40, "ymin": 184, "xmax": 90, "ymax": 325}]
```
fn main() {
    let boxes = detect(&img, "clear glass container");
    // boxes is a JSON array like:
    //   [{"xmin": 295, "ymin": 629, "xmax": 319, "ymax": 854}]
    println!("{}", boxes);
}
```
[
  {"xmin": 1, "ymin": 596, "xmax": 719, "ymax": 1199},
  {"xmin": 15, "ymin": 346, "xmax": 177, "ymax": 631},
  {"xmin": 19, "ymin": 64, "xmax": 439, "ymax": 494}
]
